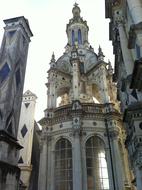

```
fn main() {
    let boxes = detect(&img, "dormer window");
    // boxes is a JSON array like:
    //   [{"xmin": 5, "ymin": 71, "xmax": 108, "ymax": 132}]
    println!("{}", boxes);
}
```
[{"xmin": 78, "ymin": 29, "xmax": 82, "ymax": 45}]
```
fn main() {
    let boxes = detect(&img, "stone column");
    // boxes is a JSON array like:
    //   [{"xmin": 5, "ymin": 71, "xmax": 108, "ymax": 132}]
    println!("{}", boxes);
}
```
[
  {"xmin": 117, "ymin": 21, "xmax": 134, "ymax": 76},
  {"xmin": 73, "ymin": 132, "xmax": 82, "ymax": 190},
  {"xmin": 72, "ymin": 62, "xmax": 80, "ymax": 100},
  {"xmin": 127, "ymin": 0, "xmax": 142, "ymax": 24},
  {"xmin": 47, "ymin": 138, "xmax": 51, "ymax": 190},
  {"xmin": 82, "ymin": 146, "xmax": 87, "ymax": 190},
  {"xmin": 38, "ymin": 137, "xmax": 48, "ymax": 190},
  {"xmin": 110, "ymin": 132, "xmax": 124, "ymax": 190}
]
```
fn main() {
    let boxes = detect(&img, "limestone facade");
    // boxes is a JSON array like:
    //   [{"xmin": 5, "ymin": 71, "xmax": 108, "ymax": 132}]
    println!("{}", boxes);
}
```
[
  {"xmin": 105, "ymin": 0, "xmax": 142, "ymax": 189},
  {"xmin": 38, "ymin": 4, "xmax": 133, "ymax": 190},
  {"xmin": 0, "ymin": 17, "xmax": 33, "ymax": 190}
]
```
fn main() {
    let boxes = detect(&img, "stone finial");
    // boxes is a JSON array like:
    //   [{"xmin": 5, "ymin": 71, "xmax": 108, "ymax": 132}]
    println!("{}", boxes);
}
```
[
  {"xmin": 72, "ymin": 2, "xmax": 81, "ymax": 18},
  {"xmin": 98, "ymin": 45, "xmax": 105, "ymax": 61}
]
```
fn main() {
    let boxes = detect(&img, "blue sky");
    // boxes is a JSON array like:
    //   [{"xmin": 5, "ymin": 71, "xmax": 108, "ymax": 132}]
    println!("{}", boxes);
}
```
[{"xmin": 0, "ymin": 0, "xmax": 114, "ymax": 121}]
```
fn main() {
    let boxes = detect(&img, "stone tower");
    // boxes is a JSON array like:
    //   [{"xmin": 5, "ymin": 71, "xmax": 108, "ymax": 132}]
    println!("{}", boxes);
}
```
[
  {"xmin": 18, "ymin": 90, "xmax": 37, "ymax": 189},
  {"xmin": 38, "ymin": 4, "xmax": 132, "ymax": 190},
  {"xmin": 0, "ymin": 17, "xmax": 33, "ymax": 190}
]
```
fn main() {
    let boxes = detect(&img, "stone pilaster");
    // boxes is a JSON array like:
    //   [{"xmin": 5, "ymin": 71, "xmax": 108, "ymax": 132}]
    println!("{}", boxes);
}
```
[
  {"xmin": 110, "ymin": 131, "xmax": 125, "ymax": 190},
  {"xmin": 38, "ymin": 135, "xmax": 48, "ymax": 190},
  {"xmin": 73, "ymin": 132, "xmax": 82, "ymax": 190}
]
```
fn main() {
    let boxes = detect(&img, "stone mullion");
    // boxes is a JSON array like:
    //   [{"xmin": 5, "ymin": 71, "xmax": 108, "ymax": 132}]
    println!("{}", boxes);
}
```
[{"xmin": 93, "ymin": 149, "xmax": 101, "ymax": 190}]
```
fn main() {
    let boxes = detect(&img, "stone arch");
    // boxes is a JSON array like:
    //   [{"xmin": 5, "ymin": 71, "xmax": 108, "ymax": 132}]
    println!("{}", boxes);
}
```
[
  {"xmin": 53, "ymin": 135, "xmax": 73, "ymax": 149},
  {"xmin": 84, "ymin": 133, "xmax": 107, "ymax": 149}
]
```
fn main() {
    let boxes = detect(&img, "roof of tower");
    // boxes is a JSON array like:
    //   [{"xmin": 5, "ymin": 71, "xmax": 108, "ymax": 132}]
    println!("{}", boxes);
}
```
[
  {"xmin": 67, "ymin": 4, "xmax": 89, "ymax": 31},
  {"xmin": 23, "ymin": 90, "xmax": 37, "ymax": 99}
]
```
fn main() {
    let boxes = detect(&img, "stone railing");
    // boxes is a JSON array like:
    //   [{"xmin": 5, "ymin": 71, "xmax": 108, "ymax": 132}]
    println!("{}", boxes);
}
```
[{"xmin": 53, "ymin": 103, "xmax": 105, "ymax": 118}]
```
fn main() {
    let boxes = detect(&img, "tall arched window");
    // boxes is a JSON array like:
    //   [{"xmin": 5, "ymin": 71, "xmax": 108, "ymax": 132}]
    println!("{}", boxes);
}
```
[
  {"xmin": 86, "ymin": 136, "xmax": 109, "ymax": 190},
  {"xmin": 78, "ymin": 29, "xmax": 82, "ymax": 45},
  {"xmin": 72, "ymin": 30, "xmax": 75, "ymax": 45},
  {"xmin": 55, "ymin": 138, "xmax": 73, "ymax": 190}
]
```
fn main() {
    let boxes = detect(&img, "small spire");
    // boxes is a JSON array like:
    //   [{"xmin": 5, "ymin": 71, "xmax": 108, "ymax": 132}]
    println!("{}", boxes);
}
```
[
  {"xmin": 51, "ymin": 52, "xmax": 55, "ymax": 62},
  {"xmin": 108, "ymin": 60, "xmax": 113, "ymax": 74},
  {"xmin": 50, "ymin": 52, "xmax": 56, "ymax": 68},
  {"xmin": 98, "ymin": 45, "xmax": 105, "ymax": 61}
]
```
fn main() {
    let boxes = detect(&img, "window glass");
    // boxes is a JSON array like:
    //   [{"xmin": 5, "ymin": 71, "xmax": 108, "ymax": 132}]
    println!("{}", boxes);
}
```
[
  {"xmin": 78, "ymin": 29, "xmax": 82, "ymax": 45},
  {"xmin": 55, "ymin": 138, "xmax": 73, "ymax": 190},
  {"xmin": 86, "ymin": 136, "xmax": 109, "ymax": 190}
]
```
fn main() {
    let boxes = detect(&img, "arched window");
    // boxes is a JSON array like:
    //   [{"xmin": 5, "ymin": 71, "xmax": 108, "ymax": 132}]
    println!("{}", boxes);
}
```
[
  {"xmin": 72, "ymin": 30, "xmax": 75, "ymax": 45},
  {"xmin": 55, "ymin": 138, "xmax": 73, "ymax": 190},
  {"xmin": 86, "ymin": 136, "xmax": 109, "ymax": 190},
  {"xmin": 78, "ymin": 29, "xmax": 82, "ymax": 45}
]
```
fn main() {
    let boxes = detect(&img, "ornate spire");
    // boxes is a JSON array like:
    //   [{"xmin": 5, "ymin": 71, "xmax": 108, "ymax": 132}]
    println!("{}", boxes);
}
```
[{"xmin": 98, "ymin": 45, "xmax": 105, "ymax": 61}]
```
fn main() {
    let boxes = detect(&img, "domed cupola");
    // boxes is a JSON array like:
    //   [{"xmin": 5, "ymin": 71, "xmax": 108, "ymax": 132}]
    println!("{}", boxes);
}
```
[{"xmin": 66, "ymin": 3, "xmax": 89, "ymax": 47}]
